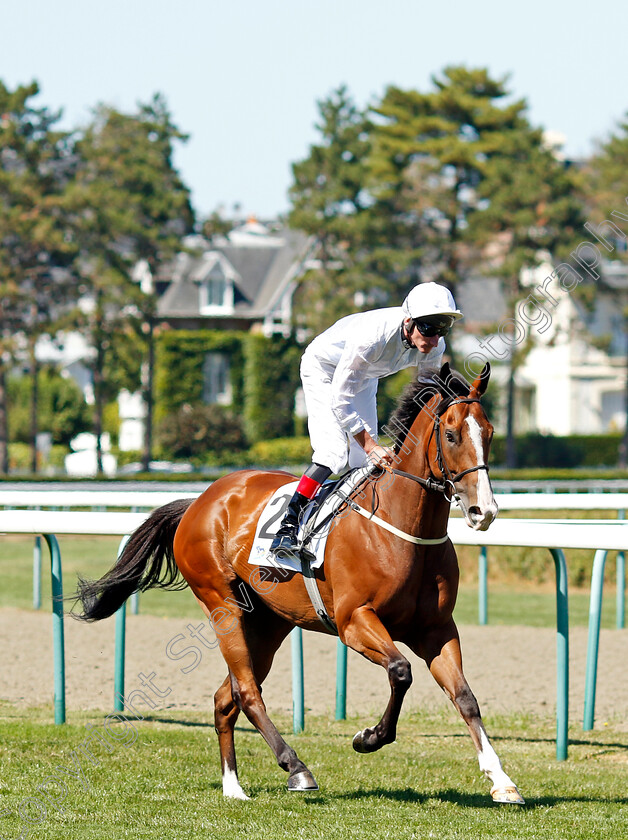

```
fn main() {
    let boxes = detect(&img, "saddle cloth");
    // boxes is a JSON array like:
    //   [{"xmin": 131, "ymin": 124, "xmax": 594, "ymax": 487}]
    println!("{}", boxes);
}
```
[{"xmin": 247, "ymin": 466, "xmax": 372, "ymax": 572}]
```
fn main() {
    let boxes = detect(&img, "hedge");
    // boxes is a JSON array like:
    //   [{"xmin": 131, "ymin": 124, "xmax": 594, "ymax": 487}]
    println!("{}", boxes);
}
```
[
  {"xmin": 248, "ymin": 436, "xmax": 312, "ymax": 466},
  {"xmin": 155, "ymin": 330, "xmax": 244, "ymax": 421},
  {"xmin": 155, "ymin": 330, "xmax": 302, "ymax": 445},
  {"xmin": 242, "ymin": 334, "xmax": 301, "ymax": 443},
  {"xmin": 490, "ymin": 433, "xmax": 623, "ymax": 468}
]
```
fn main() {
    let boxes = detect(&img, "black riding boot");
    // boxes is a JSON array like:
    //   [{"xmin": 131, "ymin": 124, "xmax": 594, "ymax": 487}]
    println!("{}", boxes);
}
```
[
  {"xmin": 270, "ymin": 463, "xmax": 332, "ymax": 558},
  {"xmin": 270, "ymin": 491, "xmax": 310, "ymax": 558}
]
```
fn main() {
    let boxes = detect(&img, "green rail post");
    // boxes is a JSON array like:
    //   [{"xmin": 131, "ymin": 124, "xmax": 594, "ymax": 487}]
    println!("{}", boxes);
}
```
[
  {"xmin": 114, "ymin": 601, "xmax": 126, "ymax": 712},
  {"xmin": 478, "ymin": 546, "xmax": 488, "ymax": 625},
  {"xmin": 617, "ymin": 551, "xmax": 625, "ymax": 630},
  {"xmin": 43, "ymin": 534, "xmax": 65, "ymax": 724},
  {"xmin": 583, "ymin": 549, "xmax": 608, "ymax": 731},
  {"xmin": 129, "ymin": 512, "xmax": 140, "ymax": 615},
  {"xmin": 291, "ymin": 627, "xmax": 304, "ymax": 733},
  {"xmin": 335, "ymin": 640, "xmax": 347, "ymax": 720},
  {"xmin": 33, "ymin": 535, "xmax": 42, "ymax": 610},
  {"xmin": 617, "ymin": 509, "xmax": 625, "ymax": 630},
  {"xmin": 113, "ymin": 536, "xmax": 130, "ymax": 711},
  {"xmin": 549, "ymin": 548, "xmax": 569, "ymax": 761}
]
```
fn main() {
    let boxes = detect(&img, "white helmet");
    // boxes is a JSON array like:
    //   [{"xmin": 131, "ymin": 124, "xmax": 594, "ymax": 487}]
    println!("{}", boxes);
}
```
[{"xmin": 402, "ymin": 282, "xmax": 463, "ymax": 321}]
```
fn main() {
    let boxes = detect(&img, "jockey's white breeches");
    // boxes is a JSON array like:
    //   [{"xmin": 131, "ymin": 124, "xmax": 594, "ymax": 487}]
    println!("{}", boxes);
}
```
[{"xmin": 300, "ymin": 354, "xmax": 378, "ymax": 474}]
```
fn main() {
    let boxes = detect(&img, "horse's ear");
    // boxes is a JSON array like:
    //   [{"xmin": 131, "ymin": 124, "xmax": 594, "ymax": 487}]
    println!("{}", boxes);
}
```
[
  {"xmin": 470, "ymin": 362, "xmax": 491, "ymax": 398},
  {"xmin": 439, "ymin": 362, "xmax": 451, "ymax": 384}
]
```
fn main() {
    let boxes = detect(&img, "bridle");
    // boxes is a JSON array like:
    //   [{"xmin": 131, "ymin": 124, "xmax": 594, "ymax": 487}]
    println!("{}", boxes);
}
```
[
  {"xmin": 389, "ymin": 396, "xmax": 490, "ymax": 503},
  {"xmin": 316, "ymin": 395, "xmax": 490, "ymax": 554}
]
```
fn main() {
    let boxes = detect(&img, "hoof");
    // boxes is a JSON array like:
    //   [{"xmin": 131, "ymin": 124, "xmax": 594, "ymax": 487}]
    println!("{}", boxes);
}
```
[
  {"xmin": 352, "ymin": 728, "xmax": 380, "ymax": 754},
  {"xmin": 223, "ymin": 788, "xmax": 250, "ymax": 801},
  {"xmin": 491, "ymin": 785, "xmax": 525, "ymax": 805},
  {"xmin": 287, "ymin": 770, "xmax": 319, "ymax": 792}
]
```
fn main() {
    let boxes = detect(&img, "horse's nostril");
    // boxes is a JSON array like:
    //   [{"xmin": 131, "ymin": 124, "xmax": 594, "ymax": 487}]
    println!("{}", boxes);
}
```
[{"xmin": 468, "ymin": 506, "xmax": 482, "ymax": 520}]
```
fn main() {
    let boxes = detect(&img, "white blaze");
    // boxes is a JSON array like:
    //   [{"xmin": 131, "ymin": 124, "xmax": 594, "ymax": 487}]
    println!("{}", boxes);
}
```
[{"xmin": 465, "ymin": 416, "xmax": 495, "ymax": 513}]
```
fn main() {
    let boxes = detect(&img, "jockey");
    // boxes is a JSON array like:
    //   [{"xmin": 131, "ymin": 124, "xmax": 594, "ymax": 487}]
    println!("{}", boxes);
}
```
[{"xmin": 270, "ymin": 281, "xmax": 463, "ymax": 559}]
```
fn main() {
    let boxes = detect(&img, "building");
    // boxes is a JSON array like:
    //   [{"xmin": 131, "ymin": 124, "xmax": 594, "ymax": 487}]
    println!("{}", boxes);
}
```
[
  {"xmin": 455, "ymin": 260, "xmax": 627, "ymax": 436},
  {"xmin": 118, "ymin": 219, "xmax": 314, "ymax": 450},
  {"xmin": 148, "ymin": 218, "xmax": 313, "ymax": 336}
]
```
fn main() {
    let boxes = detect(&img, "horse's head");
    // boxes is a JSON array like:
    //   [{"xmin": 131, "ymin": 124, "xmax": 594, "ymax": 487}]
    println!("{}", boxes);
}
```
[
  {"xmin": 389, "ymin": 362, "xmax": 498, "ymax": 531},
  {"xmin": 428, "ymin": 362, "xmax": 498, "ymax": 530}
]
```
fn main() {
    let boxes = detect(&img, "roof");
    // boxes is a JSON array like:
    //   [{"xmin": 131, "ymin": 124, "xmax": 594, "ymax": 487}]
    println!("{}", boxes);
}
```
[{"xmin": 156, "ymin": 222, "xmax": 311, "ymax": 322}]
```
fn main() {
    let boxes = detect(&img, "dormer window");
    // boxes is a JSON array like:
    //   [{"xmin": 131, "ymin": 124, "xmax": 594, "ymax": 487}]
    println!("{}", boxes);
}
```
[
  {"xmin": 202, "ymin": 274, "xmax": 226, "ymax": 308},
  {"xmin": 195, "ymin": 253, "xmax": 235, "ymax": 314}
]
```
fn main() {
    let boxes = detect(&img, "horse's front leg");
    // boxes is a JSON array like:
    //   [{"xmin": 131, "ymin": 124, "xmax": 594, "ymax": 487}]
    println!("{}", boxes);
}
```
[
  {"xmin": 407, "ymin": 620, "xmax": 524, "ymax": 804},
  {"xmin": 339, "ymin": 605, "xmax": 413, "ymax": 753}
]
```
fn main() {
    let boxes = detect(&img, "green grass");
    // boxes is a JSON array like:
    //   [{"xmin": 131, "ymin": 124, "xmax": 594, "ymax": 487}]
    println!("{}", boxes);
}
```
[
  {"xmin": 0, "ymin": 534, "xmax": 202, "ymax": 617},
  {"xmin": 0, "ymin": 706, "xmax": 626, "ymax": 839},
  {"xmin": 453, "ymin": 586, "xmax": 622, "ymax": 629},
  {"xmin": 1, "ymin": 533, "xmax": 624, "ymax": 627}
]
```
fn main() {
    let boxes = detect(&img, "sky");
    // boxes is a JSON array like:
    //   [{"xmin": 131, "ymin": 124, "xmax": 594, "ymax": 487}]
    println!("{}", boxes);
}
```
[{"xmin": 2, "ymin": 0, "xmax": 627, "ymax": 222}]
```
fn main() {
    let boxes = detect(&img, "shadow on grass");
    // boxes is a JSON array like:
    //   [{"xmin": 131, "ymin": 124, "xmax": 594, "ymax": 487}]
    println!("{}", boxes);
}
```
[
  {"xmin": 139, "ymin": 716, "xmax": 628, "ymax": 757},
  {"xmin": 141, "ymin": 716, "xmax": 263, "ymax": 735},
  {"xmin": 283, "ymin": 786, "xmax": 628, "ymax": 808},
  {"xmin": 142, "ymin": 715, "xmax": 212, "ymax": 728},
  {"xmin": 417, "ymin": 729, "xmax": 628, "ymax": 753}
]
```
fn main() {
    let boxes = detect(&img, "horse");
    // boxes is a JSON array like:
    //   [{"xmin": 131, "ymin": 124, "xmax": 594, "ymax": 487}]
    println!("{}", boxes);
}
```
[{"xmin": 75, "ymin": 362, "xmax": 524, "ymax": 805}]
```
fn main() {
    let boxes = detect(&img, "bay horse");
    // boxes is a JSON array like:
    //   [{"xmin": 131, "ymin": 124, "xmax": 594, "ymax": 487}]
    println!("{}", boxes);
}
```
[{"xmin": 75, "ymin": 362, "xmax": 524, "ymax": 805}]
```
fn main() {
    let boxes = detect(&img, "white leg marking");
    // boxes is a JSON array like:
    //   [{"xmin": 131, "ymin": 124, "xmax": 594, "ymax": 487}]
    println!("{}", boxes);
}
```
[
  {"xmin": 478, "ymin": 728, "xmax": 515, "ymax": 790},
  {"xmin": 465, "ymin": 417, "xmax": 498, "ymax": 526},
  {"xmin": 222, "ymin": 764, "xmax": 250, "ymax": 800}
]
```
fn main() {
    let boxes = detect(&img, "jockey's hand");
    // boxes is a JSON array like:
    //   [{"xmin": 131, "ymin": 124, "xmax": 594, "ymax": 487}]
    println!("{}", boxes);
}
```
[
  {"xmin": 365, "ymin": 443, "xmax": 395, "ymax": 469},
  {"xmin": 353, "ymin": 430, "xmax": 395, "ymax": 469}
]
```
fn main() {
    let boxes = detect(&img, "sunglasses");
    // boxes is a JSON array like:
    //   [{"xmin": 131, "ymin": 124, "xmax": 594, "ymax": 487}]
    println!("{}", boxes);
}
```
[{"xmin": 412, "ymin": 318, "xmax": 454, "ymax": 338}]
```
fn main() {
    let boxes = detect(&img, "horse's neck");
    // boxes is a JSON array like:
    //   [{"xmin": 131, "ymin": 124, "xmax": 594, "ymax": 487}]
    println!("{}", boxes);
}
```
[{"xmin": 379, "ymin": 416, "xmax": 450, "ymax": 540}]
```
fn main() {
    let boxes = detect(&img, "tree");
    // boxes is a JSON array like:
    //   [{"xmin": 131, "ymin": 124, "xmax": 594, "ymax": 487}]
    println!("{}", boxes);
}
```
[
  {"xmin": 289, "ymin": 67, "xmax": 585, "ymax": 465},
  {"xmin": 67, "ymin": 96, "xmax": 194, "ymax": 473},
  {"xmin": 288, "ymin": 85, "xmax": 374, "ymax": 333},
  {"xmin": 468, "ymin": 120, "xmax": 584, "ymax": 466},
  {"xmin": 8, "ymin": 365, "xmax": 91, "ymax": 445},
  {"xmin": 113, "ymin": 96, "xmax": 195, "ymax": 470},
  {"xmin": 289, "ymin": 69, "xmax": 554, "ymax": 335},
  {"xmin": 582, "ymin": 113, "xmax": 628, "ymax": 467},
  {"xmin": 0, "ymin": 80, "xmax": 77, "ymax": 473}
]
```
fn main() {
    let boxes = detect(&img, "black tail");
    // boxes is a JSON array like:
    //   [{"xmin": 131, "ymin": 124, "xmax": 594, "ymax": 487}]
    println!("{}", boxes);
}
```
[{"xmin": 73, "ymin": 498, "xmax": 195, "ymax": 622}]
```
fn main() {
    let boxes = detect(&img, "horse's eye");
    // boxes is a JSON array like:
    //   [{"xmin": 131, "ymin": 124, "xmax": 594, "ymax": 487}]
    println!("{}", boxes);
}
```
[{"xmin": 445, "ymin": 431, "xmax": 455, "ymax": 443}]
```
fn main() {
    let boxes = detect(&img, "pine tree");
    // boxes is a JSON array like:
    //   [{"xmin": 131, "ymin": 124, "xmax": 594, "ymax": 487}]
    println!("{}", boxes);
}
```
[
  {"xmin": 288, "ymin": 67, "xmax": 585, "ymax": 466},
  {"xmin": 66, "ymin": 96, "xmax": 194, "ymax": 472},
  {"xmin": 288, "ymin": 86, "xmax": 373, "ymax": 333},
  {"xmin": 0, "ymin": 80, "xmax": 77, "ymax": 473}
]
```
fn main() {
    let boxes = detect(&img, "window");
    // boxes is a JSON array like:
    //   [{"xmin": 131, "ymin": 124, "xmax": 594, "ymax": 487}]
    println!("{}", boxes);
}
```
[
  {"xmin": 204, "ymin": 277, "xmax": 226, "ymax": 307},
  {"xmin": 203, "ymin": 353, "xmax": 231, "ymax": 405},
  {"xmin": 195, "ymin": 255, "xmax": 235, "ymax": 314}
]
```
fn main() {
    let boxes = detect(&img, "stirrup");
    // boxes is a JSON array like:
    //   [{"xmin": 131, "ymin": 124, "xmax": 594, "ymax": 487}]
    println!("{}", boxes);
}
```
[{"xmin": 270, "ymin": 532, "xmax": 302, "ymax": 560}]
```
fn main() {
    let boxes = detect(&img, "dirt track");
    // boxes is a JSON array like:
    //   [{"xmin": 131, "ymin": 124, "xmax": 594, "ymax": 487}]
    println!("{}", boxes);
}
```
[{"xmin": 2, "ymin": 607, "xmax": 627, "ymax": 728}]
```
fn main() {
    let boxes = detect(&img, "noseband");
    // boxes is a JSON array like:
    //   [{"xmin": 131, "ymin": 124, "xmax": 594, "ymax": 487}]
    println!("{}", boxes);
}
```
[{"xmin": 390, "ymin": 396, "xmax": 490, "ymax": 502}]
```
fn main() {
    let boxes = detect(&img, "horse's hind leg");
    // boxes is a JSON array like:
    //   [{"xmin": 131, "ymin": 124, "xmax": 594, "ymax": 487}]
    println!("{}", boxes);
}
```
[
  {"xmin": 339, "ymin": 605, "xmax": 413, "ymax": 753},
  {"xmin": 408, "ymin": 620, "xmax": 524, "ymax": 805},
  {"xmin": 214, "ymin": 673, "xmax": 247, "ymax": 799},
  {"xmin": 213, "ymin": 605, "xmax": 293, "ymax": 799},
  {"xmin": 194, "ymin": 585, "xmax": 316, "ymax": 795}
]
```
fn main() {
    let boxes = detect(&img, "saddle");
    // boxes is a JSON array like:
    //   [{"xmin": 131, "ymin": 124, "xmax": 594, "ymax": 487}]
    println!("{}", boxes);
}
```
[
  {"xmin": 298, "ymin": 466, "xmax": 376, "ymax": 556},
  {"xmin": 294, "ymin": 467, "xmax": 377, "ymax": 634},
  {"xmin": 248, "ymin": 466, "xmax": 379, "ymax": 633}
]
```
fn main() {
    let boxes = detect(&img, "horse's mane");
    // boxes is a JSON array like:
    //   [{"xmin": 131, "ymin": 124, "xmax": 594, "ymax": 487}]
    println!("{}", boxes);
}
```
[{"xmin": 387, "ymin": 365, "xmax": 470, "ymax": 454}]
